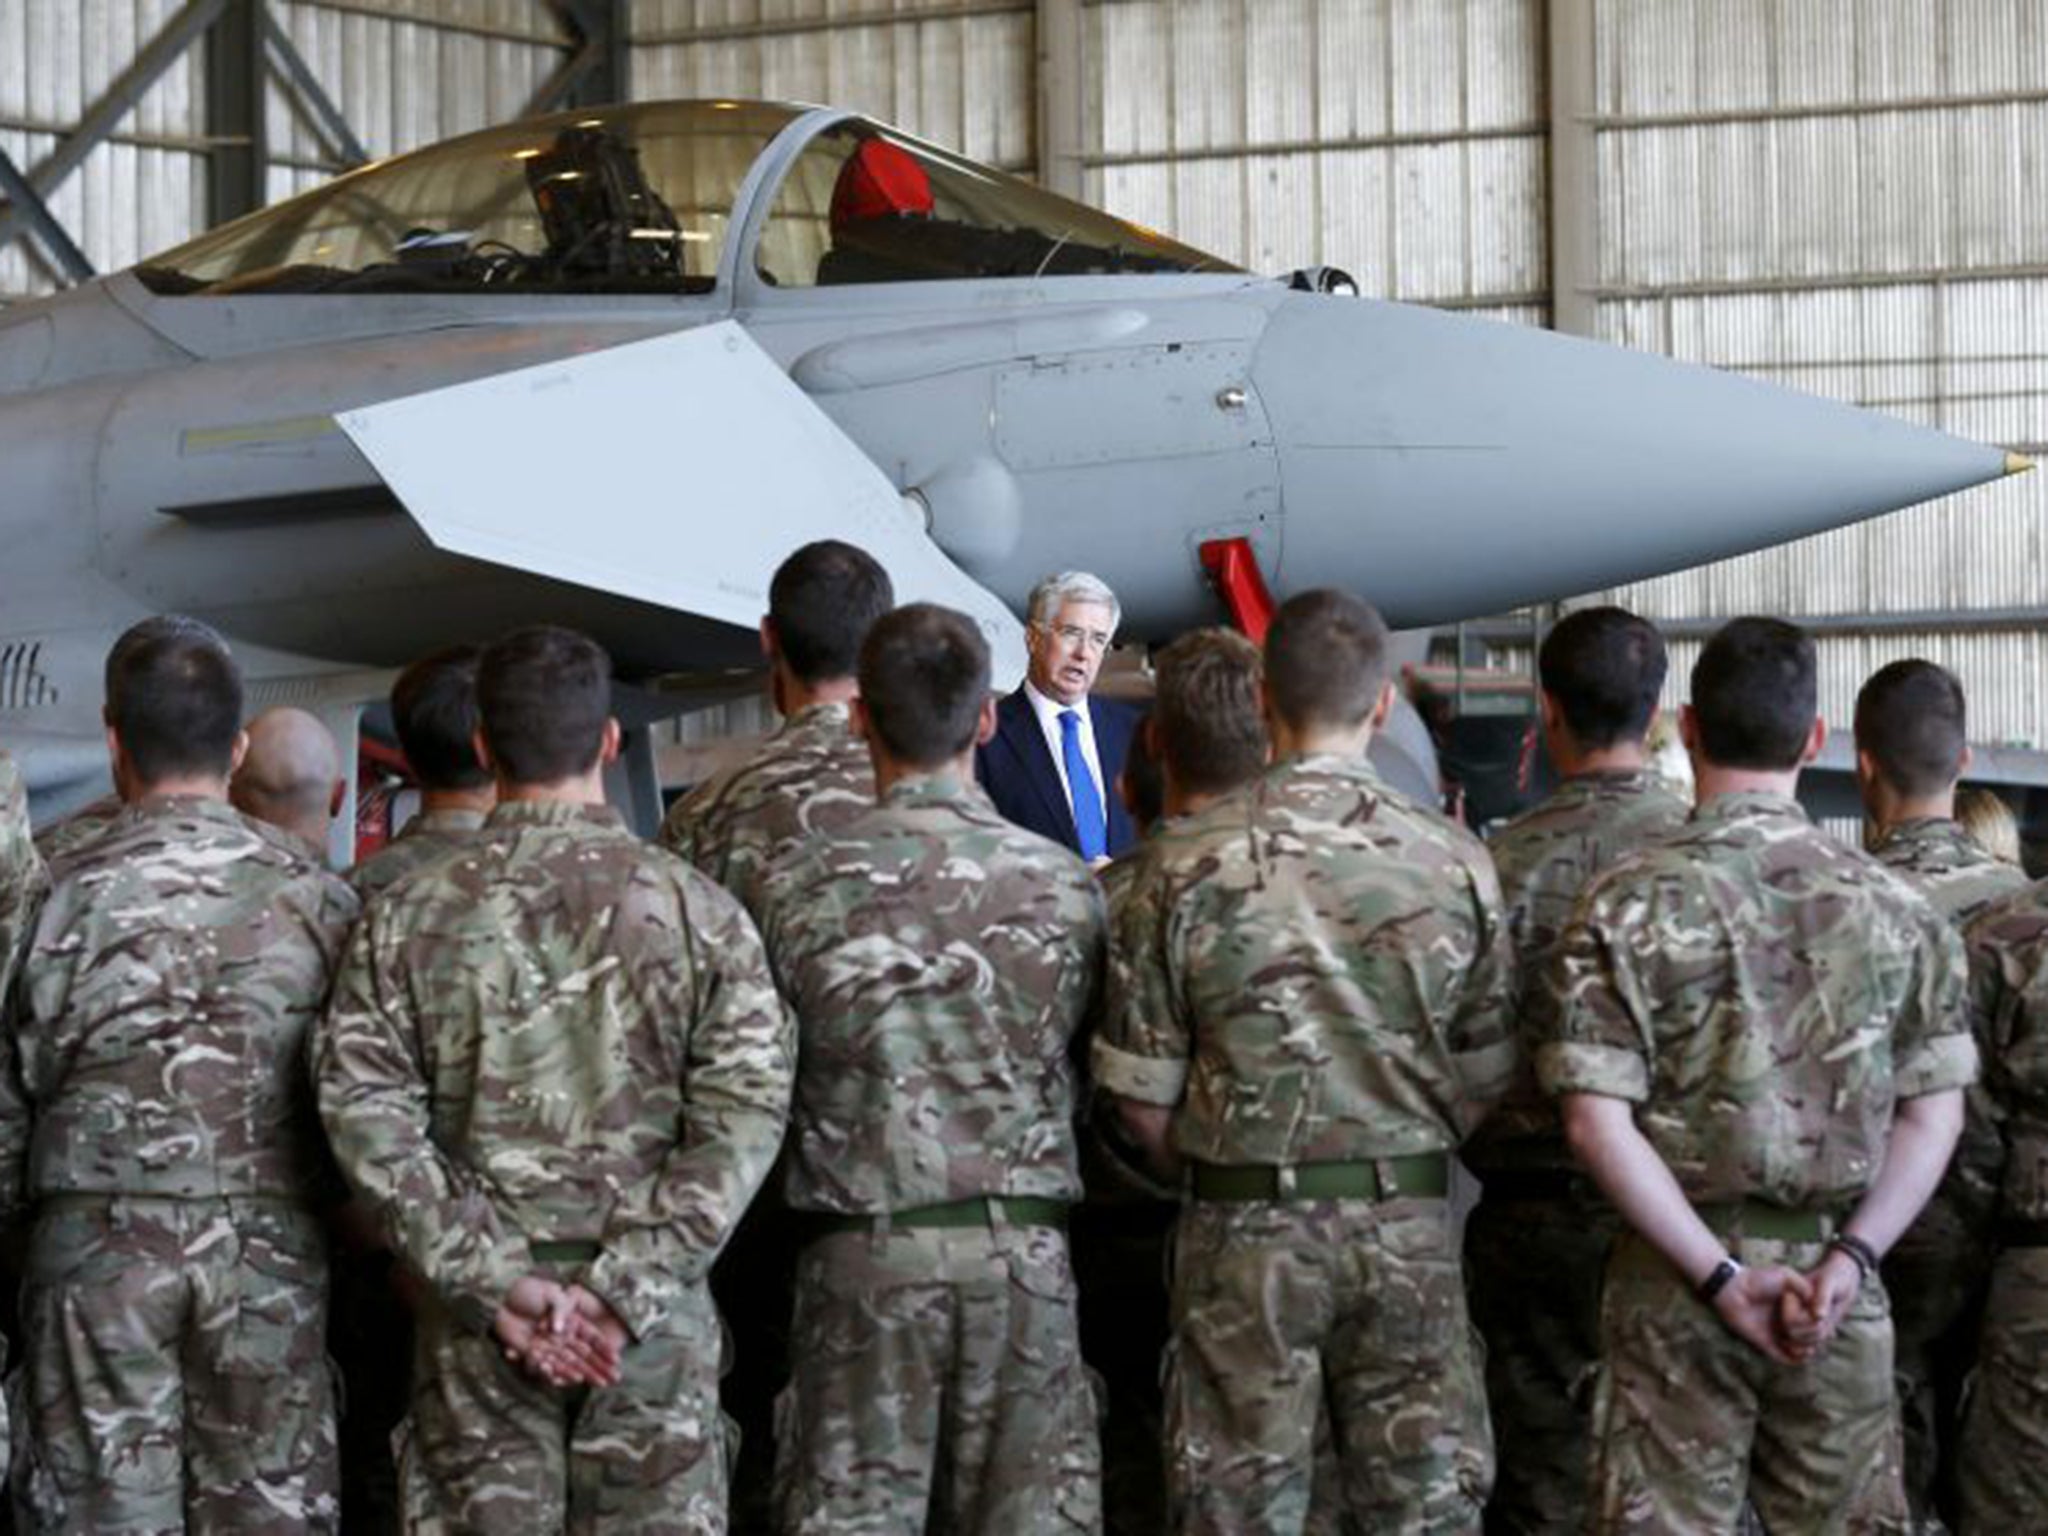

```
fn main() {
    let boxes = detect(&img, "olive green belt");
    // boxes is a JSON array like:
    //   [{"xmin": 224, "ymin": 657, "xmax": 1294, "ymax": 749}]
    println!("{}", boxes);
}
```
[
  {"xmin": 1188, "ymin": 1153, "xmax": 1449, "ymax": 1203},
  {"xmin": 1694, "ymin": 1200, "xmax": 1840, "ymax": 1243},
  {"xmin": 806, "ymin": 1195, "xmax": 1069, "ymax": 1238},
  {"xmin": 530, "ymin": 1239, "xmax": 602, "ymax": 1264}
]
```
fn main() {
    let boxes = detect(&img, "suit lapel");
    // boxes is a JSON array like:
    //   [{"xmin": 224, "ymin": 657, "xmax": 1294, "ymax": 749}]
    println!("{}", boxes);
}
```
[
  {"xmin": 1090, "ymin": 698, "xmax": 1132, "ymax": 851},
  {"xmin": 1000, "ymin": 690, "xmax": 1077, "ymax": 840}
]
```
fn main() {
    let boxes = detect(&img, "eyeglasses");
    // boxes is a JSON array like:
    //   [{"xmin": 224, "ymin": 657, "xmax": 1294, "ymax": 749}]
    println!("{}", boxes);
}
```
[{"xmin": 1048, "ymin": 622, "xmax": 1113, "ymax": 652}]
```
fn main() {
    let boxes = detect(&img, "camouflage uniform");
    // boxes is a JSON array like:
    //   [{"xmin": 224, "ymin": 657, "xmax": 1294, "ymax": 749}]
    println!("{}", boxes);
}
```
[
  {"xmin": 1866, "ymin": 817, "xmax": 2026, "ymax": 1531},
  {"xmin": 1540, "ymin": 791, "xmax": 1974, "ymax": 1536},
  {"xmin": 659, "ymin": 701, "xmax": 872, "ymax": 917},
  {"xmin": 335, "ymin": 804, "xmax": 487, "ymax": 1536},
  {"xmin": 1466, "ymin": 770, "xmax": 1687, "ymax": 1535},
  {"xmin": 0, "ymin": 750, "xmax": 47, "ymax": 1491},
  {"xmin": 755, "ymin": 774, "xmax": 1105, "ymax": 1535},
  {"xmin": 1095, "ymin": 754, "xmax": 1514, "ymax": 1536},
  {"xmin": 1954, "ymin": 886, "xmax": 2048, "ymax": 1529},
  {"xmin": 316, "ymin": 800, "xmax": 794, "ymax": 1535},
  {"xmin": 29, "ymin": 792, "xmax": 119, "ymax": 868},
  {"xmin": 660, "ymin": 700, "xmax": 873, "ymax": 1535},
  {"xmin": 1, "ymin": 795, "xmax": 359, "ymax": 1534},
  {"xmin": 349, "ymin": 805, "xmax": 488, "ymax": 901}
]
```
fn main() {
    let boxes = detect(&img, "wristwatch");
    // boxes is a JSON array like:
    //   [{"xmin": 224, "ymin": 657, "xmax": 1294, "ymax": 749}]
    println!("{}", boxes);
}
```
[{"xmin": 1698, "ymin": 1254, "xmax": 1743, "ymax": 1302}]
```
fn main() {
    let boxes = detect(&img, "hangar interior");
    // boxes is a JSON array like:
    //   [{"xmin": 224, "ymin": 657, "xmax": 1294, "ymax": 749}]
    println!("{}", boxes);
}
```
[{"xmin": 4, "ymin": 0, "xmax": 2044, "ymax": 834}]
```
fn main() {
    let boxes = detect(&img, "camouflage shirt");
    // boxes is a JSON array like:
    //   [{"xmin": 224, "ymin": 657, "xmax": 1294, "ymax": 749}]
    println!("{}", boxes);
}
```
[
  {"xmin": 1093, "ymin": 754, "xmax": 1517, "ymax": 1166},
  {"xmin": 755, "ymin": 774, "xmax": 1104, "ymax": 1214},
  {"xmin": 316, "ymin": 800, "xmax": 794, "ymax": 1339},
  {"xmin": 0, "ymin": 750, "xmax": 47, "ymax": 1021},
  {"xmin": 0, "ymin": 795, "xmax": 359, "ymax": 1219},
  {"xmin": 1870, "ymin": 817, "xmax": 2028, "ymax": 928},
  {"xmin": 31, "ymin": 792, "xmax": 120, "ymax": 868},
  {"xmin": 1540, "ymin": 791, "xmax": 1975, "ymax": 1209},
  {"xmin": 1468, "ymin": 769, "xmax": 1688, "ymax": 1172},
  {"xmin": 348, "ymin": 805, "xmax": 489, "ymax": 902},
  {"xmin": 1964, "ymin": 888, "xmax": 2048, "ymax": 1222},
  {"xmin": 659, "ymin": 701, "xmax": 872, "ymax": 918}
]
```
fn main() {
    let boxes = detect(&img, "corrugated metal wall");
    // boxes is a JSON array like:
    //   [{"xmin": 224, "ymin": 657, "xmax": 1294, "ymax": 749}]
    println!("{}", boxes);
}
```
[{"xmin": 1082, "ymin": 0, "xmax": 1548, "ymax": 324}]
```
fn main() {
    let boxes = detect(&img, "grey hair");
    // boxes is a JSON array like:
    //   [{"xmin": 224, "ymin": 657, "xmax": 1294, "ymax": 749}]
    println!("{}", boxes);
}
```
[{"xmin": 1027, "ymin": 570, "xmax": 1122, "ymax": 632}]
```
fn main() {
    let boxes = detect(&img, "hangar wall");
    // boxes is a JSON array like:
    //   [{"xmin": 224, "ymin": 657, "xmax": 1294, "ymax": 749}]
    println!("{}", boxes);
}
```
[{"xmin": 3, "ymin": 0, "xmax": 2044, "ymax": 750}]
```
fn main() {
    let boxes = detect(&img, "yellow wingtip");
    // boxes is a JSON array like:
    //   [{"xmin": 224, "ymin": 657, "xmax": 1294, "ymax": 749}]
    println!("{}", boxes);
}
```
[{"xmin": 2007, "ymin": 451, "xmax": 2036, "ymax": 476}]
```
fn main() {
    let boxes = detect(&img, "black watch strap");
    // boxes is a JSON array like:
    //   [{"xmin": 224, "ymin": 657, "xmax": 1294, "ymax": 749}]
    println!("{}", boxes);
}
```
[
  {"xmin": 1828, "ymin": 1232, "xmax": 1880, "ymax": 1280},
  {"xmin": 1698, "ymin": 1255, "xmax": 1742, "ymax": 1302}
]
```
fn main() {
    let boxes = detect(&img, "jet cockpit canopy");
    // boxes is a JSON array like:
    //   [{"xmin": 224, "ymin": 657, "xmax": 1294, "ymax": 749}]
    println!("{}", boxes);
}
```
[{"xmin": 131, "ymin": 100, "xmax": 1235, "ymax": 298}]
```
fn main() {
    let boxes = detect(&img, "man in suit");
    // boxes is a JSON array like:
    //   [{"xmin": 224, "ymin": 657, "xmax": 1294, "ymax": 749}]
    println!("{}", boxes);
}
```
[{"xmin": 977, "ymin": 570, "xmax": 1141, "ymax": 862}]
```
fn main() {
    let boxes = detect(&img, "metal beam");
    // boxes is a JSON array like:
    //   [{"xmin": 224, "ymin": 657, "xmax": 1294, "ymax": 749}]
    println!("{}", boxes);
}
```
[
  {"xmin": 1036, "ymin": 0, "xmax": 1086, "ymax": 198},
  {"xmin": 262, "ymin": 7, "xmax": 370, "ymax": 167},
  {"xmin": 206, "ymin": 0, "xmax": 268, "ymax": 226},
  {"xmin": 0, "ymin": 147, "xmax": 93, "ymax": 283},
  {"xmin": 1081, "ymin": 121, "xmax": 1545, "ymax": 170},
  {"xmin": 0, "ymin": 0, "xmax": 231, "ymax": 260},
  {"xmin": 632, "ymin": 1, "xmax": 1026, "ymax": 47},
  {"xmin": 1545, "ymin": 0, "xmax": 1599, "ymax": 337},
  {"xmin": 525, "ymin": 0, "xmax": 628, "ymax": 117},
  {"xmin": 1461, "ymin": 606, "xmax": 2048, "ymax": 644}
]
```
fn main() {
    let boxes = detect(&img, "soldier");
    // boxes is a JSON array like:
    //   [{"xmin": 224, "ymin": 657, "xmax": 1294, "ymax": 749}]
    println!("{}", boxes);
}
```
[
  {"xmin": 1544, "ymin": 617, "xmax": 1974, "ymax": 1535},
  {"xmin": 657, "ymin": 539, "xmax": 892, "ymax": 1534},
  {"xmin": 660, "ymin": 538, "xmax": 892, "ymax": 915},
  {"xmin": 1081, "ymin": 628, "xmax": 1267, "ymax": 1536},
  {"xmin": 1464, "ymin": 606, "xmax": 1687, "ymax": 1536},
  {"xmin": 1096, "ymin": 589, "xmax": 1513, "ymax": 1535},
  {"xmin": 0, "ymin": 615, "xmax": 360, "ymax": 1532},
  {"xmin": 1853, "ymin": 658, "xmax": 2027, "ymax": 1530},
  {"xmin": 756, "ymin": 603, "xmax": 1105, "ymax": 1534},
  {"xmin": 316, "ymin": 624, "xmax": 794, "ymax": 1533},
  {"xmin": 351, "ymin": 644, "xmax": 495, "ymax": 900},
  {"xmin": 0, "ymin": 744, "xmax": 47, "ymax": 1489},
  {"xmin": 231, "ymin": 705, "xmax": 347, "ymax": 858},
  {"xmin": 1953, "ymin": 879, "xmax": 2048, "ymax": 1527}
]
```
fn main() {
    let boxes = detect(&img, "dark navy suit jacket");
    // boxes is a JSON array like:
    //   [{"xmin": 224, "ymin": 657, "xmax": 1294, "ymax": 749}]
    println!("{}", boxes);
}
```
[{"xmin": 975, "ymin": 686, "xmax": 1140, "ymax": 859}]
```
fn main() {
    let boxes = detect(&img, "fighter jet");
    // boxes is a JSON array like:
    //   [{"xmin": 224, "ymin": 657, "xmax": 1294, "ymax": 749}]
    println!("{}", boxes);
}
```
[{"xmin": 0, "ymin": 98, "xmax": 2025, "ymax": 832}]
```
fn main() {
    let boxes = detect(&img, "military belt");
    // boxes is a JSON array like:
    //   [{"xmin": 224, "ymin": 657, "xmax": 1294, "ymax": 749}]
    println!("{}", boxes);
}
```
[
  {"xmin": 530, "ymin": 1239, "xmax": 602, "ymax": 1264},
  {"xmin": 1187, "ymin": 1154, "xmax": 1449, "ymax": 1203},
  {"xmin": 806, "ymin": 1195, "xmax": 1069, "ymax": 1238},
  {"xmin": 1998, "ymin": 1219, "xmax": 2048, "ymax": 1249},
  {"xmin": 1694, "ymin": 1200, "xmax": 1838, "ymax": 1243},
  {"xmin": 1473, "ymin": 1167, "xmax": 1593, "ymax": 1204}
]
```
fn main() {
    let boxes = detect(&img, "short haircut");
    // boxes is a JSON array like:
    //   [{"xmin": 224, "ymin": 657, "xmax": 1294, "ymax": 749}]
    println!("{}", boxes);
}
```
[
  {"xmin": 1027, "ymin": 571, "xmax": 1121, "ymax": 632},
  {"xmin": 1539, "ymin": 607, "xmax": 1667, "ymax": 750},
  {"xmin": 1855, "ymin": 658, "xmax": 1968, "ymax": 798},
  {"xmin": 1120, "ymin": 711, "xmax": 1164, "ymax": 832},
  {"xmin": 476, "ymin": 625, "xmax": 611, "ymax": 785},
  {"xmin": 769, "ymin": 540, "xmax": 894, "ymax": 686},
  {"xmin": 103, "ymin": 615, "xmax": 244, "ymax": 784},
  {"xmin": 391, "ymin": 645, "xmax": 489, "ymax": 792},
  {"xmin": 1690, "ymin": 617, "xmax": 1816, "ymax": 771},
  {"xmin": 858, "ymin": 604, "xmax": 990, "ymax": 769},
  {"xmin": 1153, "ymin": 627, "xmax": 1268, "ymax": 797},
  {"xmin": 1264, "ymin": 589, "xmax": 1391, "ymax": 731}
]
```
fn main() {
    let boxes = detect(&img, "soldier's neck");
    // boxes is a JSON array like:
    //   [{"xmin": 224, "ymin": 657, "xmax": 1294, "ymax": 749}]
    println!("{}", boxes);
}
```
[
  {"xmin": 871, "ymin": 749, "xmax": 974, "ymax": 800},
  {"xmin": 1870, "ymin": 784, "xmax": 1956, "ymax": 836},
  {"xmin": 125, "ymin": 774, "xmax": 230, "ymax": 804},
  {"xmin": 772, "ymin": 665, "xmax": 858, "ymax": 719},
  {"xmin": 1552, "ymin": 739, "xmax": 1649, "ymax": 779},
  {"xmin": 420, "ymin": 785, "xmax": 497, "ymax": 818},
  {"xmin": 1692, "ymin": 762, "xmax": 1803, "ymax": 808},
  {"xmin": 495, "ymin": 770, "xmax": 607, "ymax": 808}
]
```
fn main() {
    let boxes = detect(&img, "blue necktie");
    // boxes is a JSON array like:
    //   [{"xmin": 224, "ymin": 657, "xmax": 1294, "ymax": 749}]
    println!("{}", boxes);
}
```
[{"xmin": 1061, "ymin": 709, "xmax": 1108, "ymax": 860}]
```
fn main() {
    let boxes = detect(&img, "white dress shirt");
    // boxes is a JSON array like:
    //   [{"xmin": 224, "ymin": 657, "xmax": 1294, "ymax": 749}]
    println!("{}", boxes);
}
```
[{"xmin": 1024, "ymin": 679, "xmax": 1106, "ymax": 821}]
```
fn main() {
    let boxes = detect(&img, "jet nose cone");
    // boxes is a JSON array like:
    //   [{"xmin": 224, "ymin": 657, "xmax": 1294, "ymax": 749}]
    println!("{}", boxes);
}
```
[{"xmin": 1249, "ymin": 294, "xmax": 2013, "ymax": 626}]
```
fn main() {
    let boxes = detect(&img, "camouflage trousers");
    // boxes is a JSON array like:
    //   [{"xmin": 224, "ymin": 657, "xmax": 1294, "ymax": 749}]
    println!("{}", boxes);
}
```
[
  {"xmin": 1954, "ymin": 1245, "xmax": 2048, "ymax": 1530},
  {"xmin": 1881, "ymin": 1193, "xmax": 1992, "ymax": 1533},
  {"xmin": 12, "ymin": 1195, "xmax": 338, "ymax": 1535},
  {"xmin": 1589, "ymin": 1231, "xmax": 1905, "ymax": 1535},
  {"xmin": 1166, "ymin": 1197, "xmax": 1492, "ymax": 1536},
  {"xmin": 400, "ymin": 1276, "xmax": 726, "ymax": 1534},
  {"xmin": 1463, "ymin": 1187, "xmax": 1618, "ymax": 1535},
  {"xmin": 776, "ymin": 1222, "xmax": 1102, "ymax": 1535}
]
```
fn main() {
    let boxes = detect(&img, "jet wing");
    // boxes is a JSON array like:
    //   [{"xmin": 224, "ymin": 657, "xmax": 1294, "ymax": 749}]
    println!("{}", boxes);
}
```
[{"xmin": 335, "ymin": 323, "xmax": 1029, "ymax": 687}]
